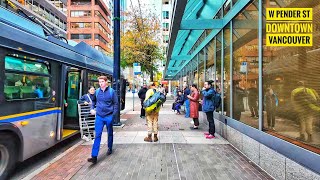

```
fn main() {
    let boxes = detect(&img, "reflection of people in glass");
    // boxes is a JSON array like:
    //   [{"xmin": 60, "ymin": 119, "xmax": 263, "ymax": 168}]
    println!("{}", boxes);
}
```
[
  {"xmin": 248, "ymin": 83, "xmax": 258, "ymax": 118},
  {"xmin": 34, "ymin": 84, "xmax": 44, "ymax": 98},
  {"xmin": 264, "ymin": 88, "xmax": 278, "ymax": 130},
  {"xmin": 15, "ymin": 79, "xmax": 23, "ymax": 86},
  {"xmin": 291, "ymin": 81, "xmax": 320, "ymax": 142},
  {"xmin": 233, "ymin": 81, "xmax": 245, "ymax": 120}
]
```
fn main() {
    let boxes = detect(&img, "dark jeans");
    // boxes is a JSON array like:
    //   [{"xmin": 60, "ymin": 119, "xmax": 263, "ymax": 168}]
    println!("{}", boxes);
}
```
[
  {"xmin": 193, "ymin": 118, "xmax": 199, "ymax": 126},
  {"xmin": 206, "ymin": 111, "xmax": 215, "ymax": 135},
  {"xmin": 234, "ymin": 111, "xmax": 241, "ymax": 120},
  {"xmin": 266, "ymin": 108, "xmax": 275, "ymax": 127},
  {"xmin": 140, "ymin": 100, "xmax": 145, "ymax": 117},
  {"xmin": 248, "ymin": 100, "xmax": 258, "ymax": 117},
  {"xmin": 175, "ymin": 104, "xmax": 181, "ymax": 113}
]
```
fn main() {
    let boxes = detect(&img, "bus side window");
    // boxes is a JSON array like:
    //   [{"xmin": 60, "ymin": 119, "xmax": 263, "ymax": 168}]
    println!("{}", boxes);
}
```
[{"xmin": 4, "ymin": 55, "xmax": 51, "ymax": 100}]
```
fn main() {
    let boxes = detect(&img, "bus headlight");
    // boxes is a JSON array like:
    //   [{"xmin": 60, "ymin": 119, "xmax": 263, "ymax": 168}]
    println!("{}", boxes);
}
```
[{"xmin": 50, "ymin": 131, "xmax": 55, "ymax": 138}]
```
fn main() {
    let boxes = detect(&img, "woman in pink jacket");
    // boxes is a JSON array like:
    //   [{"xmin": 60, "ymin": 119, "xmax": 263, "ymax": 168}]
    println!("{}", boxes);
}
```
[{"xmin": 187, "ymin": 84, "xmax": 200, "ymax": 129}]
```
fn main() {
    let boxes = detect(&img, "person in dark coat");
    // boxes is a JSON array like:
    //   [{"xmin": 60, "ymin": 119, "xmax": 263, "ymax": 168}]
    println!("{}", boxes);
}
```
[
  {"xmin": 79, "ymin": 86, "xmax": 95, "ymax": 105},
  {"xmin": 233, "ymin": 83, "xmax": 246, "ymax": 120},
  {"xmin": 187, "ymin": 84, "xmax": 200, "ymax": 129},
  {"xmin": 264, "ymin": 88, "xmax": 278, "ymax": 130},
  {"xmin": 173, "ymin": 91, "xmax": 184, "ymax": 114},
  {"xmin": 248, "ymin": 84, "xmax": 258, "ymax": 118},
  {"xmin": 138, "ymin": 84, "xmax": 148, "ymax": 119}
]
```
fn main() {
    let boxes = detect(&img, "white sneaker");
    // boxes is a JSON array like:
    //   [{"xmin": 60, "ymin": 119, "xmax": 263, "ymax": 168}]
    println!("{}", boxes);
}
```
[{"xmin": 82, "ymin": 135, "xmax": 90, "ymax": 142}]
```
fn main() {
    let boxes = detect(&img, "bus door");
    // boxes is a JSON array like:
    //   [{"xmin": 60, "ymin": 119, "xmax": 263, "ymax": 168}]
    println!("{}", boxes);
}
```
[{"xmin": 63, "ymin": 67, "xmax": 82, "ymax": 133}]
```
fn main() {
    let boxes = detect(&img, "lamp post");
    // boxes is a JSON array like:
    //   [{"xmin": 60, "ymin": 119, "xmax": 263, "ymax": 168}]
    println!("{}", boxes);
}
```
[{"xmin": 113, "ymin": 0, "xmax": 121, "ymax": 126}]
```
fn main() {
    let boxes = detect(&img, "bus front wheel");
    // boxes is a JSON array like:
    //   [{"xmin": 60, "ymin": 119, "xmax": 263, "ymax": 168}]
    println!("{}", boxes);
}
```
[{"xmin": 0, "ymin": 133, "xmax": 17, "ymax": 180}]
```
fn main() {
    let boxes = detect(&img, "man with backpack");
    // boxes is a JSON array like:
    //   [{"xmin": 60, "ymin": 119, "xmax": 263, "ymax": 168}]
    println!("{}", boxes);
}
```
[
  {"xmin": 144, "ymin": 82, "xmax": 162, "ymax": 142},
  {"xmin": 87, "ymin": 76, "xmax": 118, "ymax": 164},
  {"xmin": 201, "ymin": 80, "xmax": 216, "ymax": 139}
]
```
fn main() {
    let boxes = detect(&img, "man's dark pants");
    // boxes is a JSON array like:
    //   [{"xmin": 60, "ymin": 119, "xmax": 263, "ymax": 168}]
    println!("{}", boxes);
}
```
[{"xmin": 206, "ymin": 111, "xmax": 215, "ymax": 135}]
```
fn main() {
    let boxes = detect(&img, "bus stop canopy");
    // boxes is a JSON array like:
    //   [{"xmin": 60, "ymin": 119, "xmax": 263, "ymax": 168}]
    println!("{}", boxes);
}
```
[{"xmin": 164, "ymin": 0, "xmax": 253, "ymax": 80}]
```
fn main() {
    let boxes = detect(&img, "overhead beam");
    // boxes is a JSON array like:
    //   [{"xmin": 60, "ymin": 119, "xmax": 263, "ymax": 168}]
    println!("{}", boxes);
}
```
[
  {"xmin": 171, "ymin": 55, "xmax": 192, "ymax": 61},
  {"xmin": 274, "ymin": 0, "xmax": 286, "ymax": 7},
  {"xmin": 180, "ymin": 19, "xmax": 223, "ymax": 30},
  {"xmin": 180, "ymin": 19, "xmax": 258, "ymax": 30}
]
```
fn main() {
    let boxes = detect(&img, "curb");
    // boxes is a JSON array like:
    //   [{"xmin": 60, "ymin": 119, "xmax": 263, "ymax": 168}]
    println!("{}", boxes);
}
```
[{"xmin": 21, "ymin": 140, "xmax": 83, "ymax": 180}]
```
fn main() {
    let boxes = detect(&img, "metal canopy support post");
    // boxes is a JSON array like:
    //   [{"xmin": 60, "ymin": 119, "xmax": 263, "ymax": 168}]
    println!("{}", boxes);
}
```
[
  {"xmin": 258, "ymin": 0, "xmax": 263, "ymax": 131},
  {"xmin": 229, "ymin": 21, "xmax": 233, "ymax": 119},
  {"xmin": 204, "ymin": 31, "xmax": 207, "ymax": 81},
  {"xmin": 113, "ymin": 0, "xmax": 121, "ymax": 126},
  {"xmin": 214, "ymin": 37, "xmax": 217, "ymax": 90},
  {"xmin": 221, "ymin": 29, "xmax": 224, "ymax": 114},
  {"xmin": 197, "ymin": 53, "xmax": 199, "ymax": 86}
]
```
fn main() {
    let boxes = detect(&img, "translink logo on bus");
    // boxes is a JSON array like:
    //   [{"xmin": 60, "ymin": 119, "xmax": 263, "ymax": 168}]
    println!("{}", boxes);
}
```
[{"xmin": 266, "ymin": 8, "xmax": 313, "ymax": 47}]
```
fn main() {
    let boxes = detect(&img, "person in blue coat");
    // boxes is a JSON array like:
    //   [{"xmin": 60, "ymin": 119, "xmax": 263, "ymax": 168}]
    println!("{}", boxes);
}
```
[
  {"xmin": 87, "ymin": 76, "xmax": 118, "ymax": 164},
  {"xmin": 183, "ymin": 84, "xmax": 190, "ymax": 117},
  {"xmin": 201, "ymin": 80, "xmax": 216, "ymax": 139}
]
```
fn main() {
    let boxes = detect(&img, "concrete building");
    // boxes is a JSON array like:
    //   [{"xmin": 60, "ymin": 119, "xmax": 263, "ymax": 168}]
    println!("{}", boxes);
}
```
[
  {"xmin": 67, "ymin": 0, "xmax": 112, "ymax": 54},
  {"xmin": 0, "ymin": 0, "xmax": 67, "ymax": 37},
  {"xmin": 161, "ymin": 0, "xmax": 172, "ymax": 56}
]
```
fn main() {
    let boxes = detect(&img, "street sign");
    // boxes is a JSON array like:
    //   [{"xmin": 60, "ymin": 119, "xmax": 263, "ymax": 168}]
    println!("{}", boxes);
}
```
[
  {"xmin": 240, "ymin": 62, "xmax": 247, "ymax": 73},
  {"xmin": 133, "ymin": 63, "xmax": 141, "ymax": 75}
]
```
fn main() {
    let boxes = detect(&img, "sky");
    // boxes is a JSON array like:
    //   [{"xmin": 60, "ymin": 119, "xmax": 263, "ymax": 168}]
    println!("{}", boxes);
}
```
[{"xmin": 127, "ymin": 0, "xmax": 162, "ymax": 17}]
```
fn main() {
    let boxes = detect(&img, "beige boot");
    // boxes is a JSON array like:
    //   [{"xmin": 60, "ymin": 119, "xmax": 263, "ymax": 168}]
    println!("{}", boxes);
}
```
[
  {"xmin": 144, "ymin": 134, "xmax": 152, "ymax": 142},
  {"xmin": 153, "ymin": 134, "xmax": 158, "ymax": 142}
]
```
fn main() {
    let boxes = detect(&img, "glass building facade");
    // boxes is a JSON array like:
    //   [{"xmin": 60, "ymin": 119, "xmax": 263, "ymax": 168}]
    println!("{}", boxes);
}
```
[{"xmin": 166, "ymin": 0, "xmax": 320, "ymax": 158}]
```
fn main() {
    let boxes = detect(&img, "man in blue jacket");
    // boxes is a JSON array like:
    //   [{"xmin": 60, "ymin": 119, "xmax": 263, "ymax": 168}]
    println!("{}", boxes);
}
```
[
  {"xmin": 183, "ymin": 84, "xmax": 190, "ymax": 118},
  {"xmin": 202, "ymin": 80, "xmax": 216, "ymax": 139},
  {"xmin": 87, "ymin": 76, "xmax": 118, "ymax": 164}
]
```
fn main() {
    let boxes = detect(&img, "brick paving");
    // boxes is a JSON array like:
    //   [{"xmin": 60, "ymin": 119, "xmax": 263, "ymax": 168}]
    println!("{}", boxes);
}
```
[{"xmin": 31, "ymin": 98, "xmax": 273, "ymax": 180}]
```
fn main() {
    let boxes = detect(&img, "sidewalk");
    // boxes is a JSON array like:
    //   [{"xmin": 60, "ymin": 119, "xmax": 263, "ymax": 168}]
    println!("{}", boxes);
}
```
[{"xmin": 31, "ymin": 98, "xmax": 273, "ymax": 180}]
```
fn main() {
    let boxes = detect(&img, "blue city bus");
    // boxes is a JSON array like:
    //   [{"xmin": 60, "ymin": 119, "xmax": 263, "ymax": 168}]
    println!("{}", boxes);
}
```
[{"xmin": 0, "ymin": 6, "xmax": 126, "ymax": 179}]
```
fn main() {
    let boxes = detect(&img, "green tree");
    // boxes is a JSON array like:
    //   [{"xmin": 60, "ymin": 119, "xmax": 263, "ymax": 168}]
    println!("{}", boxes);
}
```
[{"xmin": 121, "ymin": 6, "xmax": 164, "ymax": 81}]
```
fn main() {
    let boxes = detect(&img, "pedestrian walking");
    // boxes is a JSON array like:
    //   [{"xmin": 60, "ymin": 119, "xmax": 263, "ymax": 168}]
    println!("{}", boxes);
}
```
[
  {"xmin": 87, "ymin": 76, "xmax": 118, "ymax": 164},
  {"xmin": 188, "ymin": 84, "xmax": 200, "ymax": 129},
  {"xmin": 144, "ymin": 82, "xmax": 161, "ymax": 142},
  {"xmin": 138, "ymin": 84, "xmax": 148, "ymax": 119}
]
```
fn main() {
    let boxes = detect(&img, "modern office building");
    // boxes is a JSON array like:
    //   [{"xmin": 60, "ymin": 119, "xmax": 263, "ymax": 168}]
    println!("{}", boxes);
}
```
[
  {"xmin": 67, "ymin": 0, "xmax": 112, "ymax": 54},
  {"xmin": 165, "ymin": 0, "xmax": 320, "ymax": 179},
  {"xmin": 0, "ymin": 0, "xmax": 67, "ymax": 36},
  {"xmin": 161, "ymin": 0, "xmax": 172, "ymax": 55}
]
